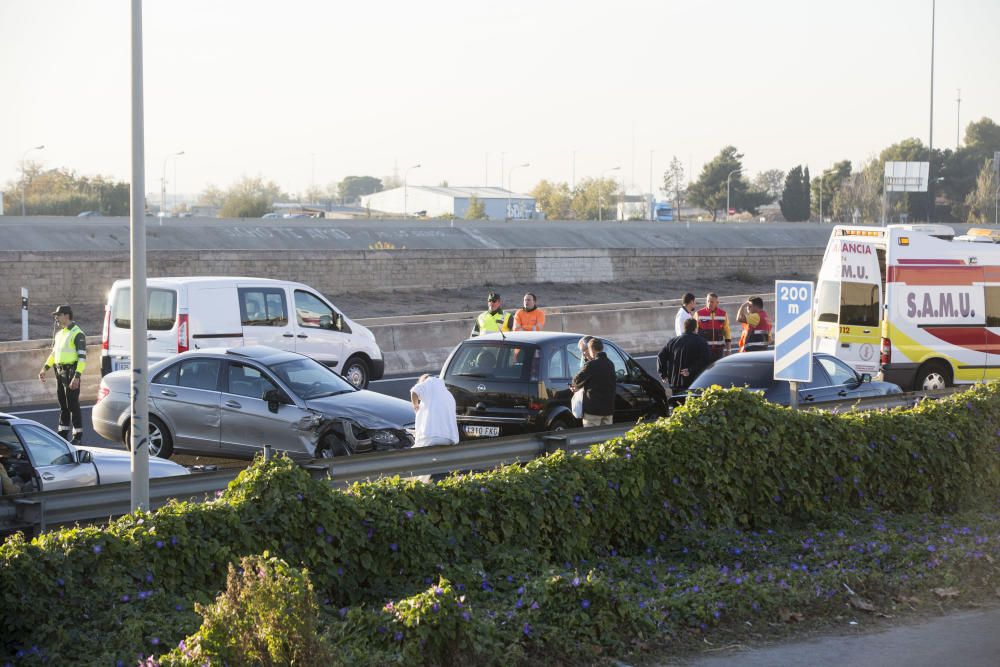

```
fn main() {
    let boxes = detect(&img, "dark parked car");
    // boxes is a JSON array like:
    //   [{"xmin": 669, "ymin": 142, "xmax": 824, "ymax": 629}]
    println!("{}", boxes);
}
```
[
  {"xmin": 676, "ymin": 351, "xmax": 903, "ymax": 406},
  {"xmin": 93, "ymin": 346, "xmax": 414, "ymax": 459},
  {"xmin": 442, "ymin": 332, "xmax": 669, "ymax": 439}
]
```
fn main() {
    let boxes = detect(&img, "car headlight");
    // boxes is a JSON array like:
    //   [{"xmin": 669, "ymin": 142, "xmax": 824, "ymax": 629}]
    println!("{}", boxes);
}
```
[{"xmin": 369, "ymin": 430, "xmax": 399, "ymax": 445}]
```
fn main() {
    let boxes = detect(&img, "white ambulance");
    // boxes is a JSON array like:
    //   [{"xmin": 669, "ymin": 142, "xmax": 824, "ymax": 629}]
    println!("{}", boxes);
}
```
[{"xmin": 814, "ymin": 224, "xmax": 1000, "ymax": 391}]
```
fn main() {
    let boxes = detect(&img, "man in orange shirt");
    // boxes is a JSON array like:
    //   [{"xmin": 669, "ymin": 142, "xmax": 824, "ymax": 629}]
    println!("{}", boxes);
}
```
[{"xmin": 513, "ymin": 292, "xmax": 546, "ymax": 332}]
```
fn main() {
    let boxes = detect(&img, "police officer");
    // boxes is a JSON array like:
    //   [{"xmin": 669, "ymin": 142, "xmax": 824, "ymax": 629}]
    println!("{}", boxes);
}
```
[
  {"xmin": 470, "ymin": 292, "xmax": 514, "ymax": 337},
  {"xmin": 38, "ymin": 305, "xmax": 87, "ymax": 444}
]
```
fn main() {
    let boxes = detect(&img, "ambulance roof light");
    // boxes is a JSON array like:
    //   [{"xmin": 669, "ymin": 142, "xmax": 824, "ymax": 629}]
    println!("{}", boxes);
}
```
[{"xmin": 890, "ymin": 223, "xmax": 955, "ymax": 240}]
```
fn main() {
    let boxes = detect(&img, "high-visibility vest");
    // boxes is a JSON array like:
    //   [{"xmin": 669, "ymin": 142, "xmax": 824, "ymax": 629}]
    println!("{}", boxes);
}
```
[
  {"xmin": 739, "ymin": 311, "xmax": 772, "ymax": 352},
  {"xmin": 696, "ymin": 306, "xmax": 731, "ymax": 349},
  {"xmin": 473, "ymin": 309, "xmax": 513, "ymax": 336},
  {"xmin": 45, "ymin": 323, "xmax": 87, "ymax": 375}
]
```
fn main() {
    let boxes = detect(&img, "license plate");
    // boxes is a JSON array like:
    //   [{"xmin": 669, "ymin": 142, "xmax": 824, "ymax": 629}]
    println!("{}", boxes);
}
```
[
  {"xmin": 464, "ymin": 425, "xmax": 500, "ymax": 437},
  {"xmin": 113, "ymin": 358, "xmax": 131, "ymax": 371}
]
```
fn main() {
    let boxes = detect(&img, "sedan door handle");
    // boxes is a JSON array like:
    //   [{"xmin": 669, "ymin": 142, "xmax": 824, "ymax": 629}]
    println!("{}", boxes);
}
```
[
  {"xmin": 282, "ymin": 333, "xmax": 295, "ymax": 338},
  {"xmin": 147, "ymin": 335, "xmax": 157, "ymax": 340},
  {"xmin": 42, "ymin": 472, "xmax": 55, "ymax": 481},
  {"xmin": 297, "ymin": 334, "xmax": 308, "ymax": 338},
  {"xmin": 802, "ymin": 394, "xmax": 815, "ymax": 402},
  {"xmin": 838, "ymin": 390, "xmax": 849, "ymax": 397},
  {"xmin": 224, "ymin": 400, "xmax": 242, "ymax": 408},
  {"xmin": 159, "ymin": 389, "xmax": 177, "ymax": 397}
]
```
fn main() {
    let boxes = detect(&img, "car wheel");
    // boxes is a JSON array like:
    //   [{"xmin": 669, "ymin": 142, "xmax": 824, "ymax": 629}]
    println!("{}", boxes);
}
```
[
  {"xmin": 550, "ymin": 415, "xmax": 577, "ymax": 431},
  {"xmin": 125, "ymin": 415, "xmax": 174, "ymax": 459},
  {"xmin": 914, "ymin": 360, "xmax": 950, "ymax": 391},
  {"xmin": 316, "ymin": 433, "xmax": 352, "ymax": 458},
  {"xmin": 342, "ymin": 356, "xmax": 370, "ymax": 389}
]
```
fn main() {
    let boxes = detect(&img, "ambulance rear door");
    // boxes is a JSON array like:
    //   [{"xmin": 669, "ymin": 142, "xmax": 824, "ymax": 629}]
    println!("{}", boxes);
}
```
[{"xmin": 813, "ymin": 236, "xmax": 883, "ymax": 374}]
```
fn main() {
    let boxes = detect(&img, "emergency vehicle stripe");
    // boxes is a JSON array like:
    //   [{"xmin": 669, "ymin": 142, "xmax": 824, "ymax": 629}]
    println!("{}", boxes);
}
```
[{"xmin": 896, "ymin": 259, "xmax": 965, "ymax": 264}]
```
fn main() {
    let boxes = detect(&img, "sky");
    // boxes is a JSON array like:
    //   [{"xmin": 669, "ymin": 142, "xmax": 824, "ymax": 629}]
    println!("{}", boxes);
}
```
[{"xmin": 1, "ymin": 0, "xmax": 997, "ymax": 199}]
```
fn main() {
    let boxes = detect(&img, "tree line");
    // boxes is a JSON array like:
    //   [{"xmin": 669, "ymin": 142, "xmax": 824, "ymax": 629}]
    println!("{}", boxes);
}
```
[{"xmin": 6, "ymin": 117, "xmax": 998, "ymax": 221}]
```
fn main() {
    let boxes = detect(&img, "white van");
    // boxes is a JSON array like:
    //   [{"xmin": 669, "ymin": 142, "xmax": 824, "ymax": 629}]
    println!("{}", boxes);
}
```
[{"xmin": 100, "ymin": 277, "xmax": 384, "ymax": 388}]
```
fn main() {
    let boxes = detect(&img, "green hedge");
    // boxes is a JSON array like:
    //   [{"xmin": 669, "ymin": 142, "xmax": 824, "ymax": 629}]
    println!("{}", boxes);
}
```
[{"xmin": 3, "ymin": 384, "xmax": 1000, "ymax": 663}]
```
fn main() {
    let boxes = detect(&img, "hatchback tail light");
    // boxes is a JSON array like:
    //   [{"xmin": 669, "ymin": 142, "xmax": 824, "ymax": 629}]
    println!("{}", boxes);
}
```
[
  {"xmin": 177, "ymin": 313, "xmax": 189, "ymax": 353},
  {"xmin": 101, "ymin": 306, "xmax": 111, "ymax": 351},
  {"xmin": 880, "ymin": 337, "xmax": 892, "ymax": 366}
]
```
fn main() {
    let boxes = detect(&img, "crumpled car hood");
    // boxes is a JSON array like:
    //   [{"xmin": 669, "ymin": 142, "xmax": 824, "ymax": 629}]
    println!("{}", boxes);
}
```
[{"xmin": 306, "ymin": 389, "xmax": 414, "ymax": 429}]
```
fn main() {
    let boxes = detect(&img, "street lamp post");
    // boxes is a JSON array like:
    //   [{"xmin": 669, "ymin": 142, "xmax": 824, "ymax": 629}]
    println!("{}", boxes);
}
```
[
  {"xmin": 648, "ymin": 149, "xmax": 654, "ymax": 221},
  {"xmin": 507, "ymin": 163, "xmax": 529, "ymax": 220},
  {"xmin": 403, "ymin": 163, "xmax": 421, "ymax": 218},
  {"xmin": 598, "ymin": 166, "xmax": 621, "ymax": 222},
  {"xmin": 160, "ymin": 151, "xmax": 184, "ymax": 219},
  {"xmin": 20, "ymin": 144, "xmax": 45, "ymax": 216},
  {"xmin": 819, "ymin": 171, "xmax": 827, "ymax": 224},
  {"xmin": 725, "ymin": 168, "xmax": 742, "ymax": 222}
]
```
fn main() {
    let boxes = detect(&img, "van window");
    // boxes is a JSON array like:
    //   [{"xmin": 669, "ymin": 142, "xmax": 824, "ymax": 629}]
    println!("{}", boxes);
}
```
[
  {"xmin": 294, "ymin": 290, "xmax": 337, "ymax": 330},
  {"xmin": 815, "ymin": 280, "xmax": 839, "ymax": 323},
  {"xmin": 985, "ymin": 287, "xmax": 1000, "ymax": 327},
  {"xmin": 239, "ymin": 288, "xmax": 288, "ymax": 327},
  {"xmin": 112, "ymin": 288, "xmax": 177, "ymax": 331},
  {"xmin": 840, "ymin": 282, "xmax": 880, "ymax": 327}
]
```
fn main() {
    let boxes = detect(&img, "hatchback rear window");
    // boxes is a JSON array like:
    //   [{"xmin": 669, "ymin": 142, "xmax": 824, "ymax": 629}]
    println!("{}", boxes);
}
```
[
  {"xmin": 112, "ymin": 287, "xmax": 177, "ymax": 331},
  {"xmin": 446, "ymin": 343, "xmax": 538, "ymax": 381}
]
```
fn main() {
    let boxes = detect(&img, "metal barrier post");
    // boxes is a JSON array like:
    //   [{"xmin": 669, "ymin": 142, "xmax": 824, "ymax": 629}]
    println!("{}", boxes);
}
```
[
  {"xmin": 263, "ymin": 444, "xmax": 273, "ymax": 462},
  {"xmin": 21, "ymin": 288, "xmax": 28, "ymax": 341}
]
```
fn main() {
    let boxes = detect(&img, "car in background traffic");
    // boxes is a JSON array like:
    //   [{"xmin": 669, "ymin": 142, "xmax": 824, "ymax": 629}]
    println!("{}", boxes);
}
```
[
  {"xmin": 441, "ymin": 332, "xmax": 669, "ymax": 439},
  {"xmin": 92, "ymin": 346, "xmax": 415, "ymax": 460},
  {"xmin": 0, "ymin": 413, "xmax": 188, "ymax": 494},
  {"xmin": 675, "ymin": 351, "xmax": 903, "ymax": 407}
]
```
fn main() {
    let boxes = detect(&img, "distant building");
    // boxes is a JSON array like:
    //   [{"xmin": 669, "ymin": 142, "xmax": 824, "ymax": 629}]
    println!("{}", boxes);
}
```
[{"xmin": 360, "ymin": 185, "xmax": 537, "ymax": 221}]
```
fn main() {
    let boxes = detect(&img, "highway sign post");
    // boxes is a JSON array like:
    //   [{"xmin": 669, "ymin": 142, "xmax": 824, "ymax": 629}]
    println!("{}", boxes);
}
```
[{"xmin": 774, "ymin": 280, "xmax": 814, "ymax": 410}]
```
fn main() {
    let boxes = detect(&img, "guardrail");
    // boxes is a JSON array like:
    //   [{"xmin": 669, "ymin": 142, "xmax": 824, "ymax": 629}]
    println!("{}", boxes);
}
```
[{"xmin": 0, "ymin": 387, "xmax": 962, "ymax": 535}]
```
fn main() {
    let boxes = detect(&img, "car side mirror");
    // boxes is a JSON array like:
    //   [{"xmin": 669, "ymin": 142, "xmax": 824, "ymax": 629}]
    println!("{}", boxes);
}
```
[
  {"xmin": 335, "ymin": 313, "xmax": 344, "ymax": 331},
  {"xmin": 75, "ymin": 449, "xmax": 93, "ymax": 464},
  {"xmin": 263, "ymin": 389, "xmax": 285, "ymax": 413},
  {"xmin": 860, "ymin": 373, "xmax": 872, "ymax": 383}
]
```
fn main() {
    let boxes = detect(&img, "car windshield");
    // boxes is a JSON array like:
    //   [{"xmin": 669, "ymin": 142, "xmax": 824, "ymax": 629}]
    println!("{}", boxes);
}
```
[
  {"xmin": 689, "ymin": 361, "xmax": 775, "ymax": 391},
  {"xmin": 268, "ymin": 357, "xmax": 356, "ymax": 400}
]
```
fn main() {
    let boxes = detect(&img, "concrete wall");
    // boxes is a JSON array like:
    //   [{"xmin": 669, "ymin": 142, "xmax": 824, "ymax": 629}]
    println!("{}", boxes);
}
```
[{"xmin": 0, "ymin": 246, "xmax": 820, "ymax": 311}]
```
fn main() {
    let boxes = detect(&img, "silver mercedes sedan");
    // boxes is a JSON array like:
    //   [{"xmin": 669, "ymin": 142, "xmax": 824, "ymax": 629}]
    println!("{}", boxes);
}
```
[
  {"xmin": 0, "ymin": 413, "xmax": 188, "ymax": 494},
  {"xmin": 92, "ymin": 346, "xmax": 415, "ymax": 460}
]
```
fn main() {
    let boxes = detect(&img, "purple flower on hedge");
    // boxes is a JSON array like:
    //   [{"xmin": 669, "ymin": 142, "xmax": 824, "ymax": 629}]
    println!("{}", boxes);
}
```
[
  {"xmin": 434, "ymin": 586, "xmax": 444, "ymax": 596},
  {"xmin": 121, "ymin": 594, "xmax": 130, "ymax": 603},
  {"xmin": 339, "ymin": 607, "xmax": 349, "ymax": 618},
  {"xmin": 523, "ymin": 623, "xmax": 532, "ymax": 636},
  {"xmin": 462, "ymin": 611, "xmax": 471, "ymax": 621},
  {"xmin": 390, "ymin": 543, "xmax": 398, "ymax": 552},
  {"xmin": 405, "ymin": 510, "xmax": 414, "ymax": 520},
  {"xmin": 56, "ymin": 578, "xmax": 64, "ymax": 587},
  {"xmin": 316, "ymin": 525, "xmax": 325, "ymax": 534},
  {"xmin": 571, "ymin": 576, "xmax": 580, "ymax": 587},
  {"xmin": 170, "ymin": 536, "xmax": 178, "ymax": 546},
  {"xmin": 150, "ymin": 638, "xmax": 160, "ymax": 646},
  {"xmin": 155, "ymin": 540, "xmax": 164, "ymax": 549},
  {"xmin": 93, "ymin": 545, "xmax": 102, "ymax": 554},
  {"xmin": 581, "ymin": 599, "xmax": 591, "ymax": 609},
  {"xmin": 394, "ymin": 631, "xmax": 404, "ymax": 642}
]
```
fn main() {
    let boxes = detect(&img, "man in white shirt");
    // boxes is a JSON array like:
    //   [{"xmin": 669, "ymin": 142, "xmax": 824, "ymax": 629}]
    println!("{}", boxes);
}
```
[
  {"xmin": 674, "ymin": 292, "xmax": 697, "ymax": 336},
  {"xmin": 410, "ymin": 374, "xmax": 459, "ymax": 448}
]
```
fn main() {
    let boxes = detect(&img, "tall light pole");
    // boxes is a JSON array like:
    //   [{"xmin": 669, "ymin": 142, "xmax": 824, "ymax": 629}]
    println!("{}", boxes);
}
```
[
  {"xmin": 571, "ymin": 150, "xmax": 577, "ymax": 190},
  {"xmin": 955, "ymin": 88, "xmax": 961, "ymax": 150},
  {"xmin": 160, "ymin": 151, "xmax": 184, "ymax": 218},
  {"xmin": 507, "ymin": 163, "xmax": 529, "ymax": 220},
  {"xmin": 598, "ymin": 166, "xmax": 621, "ymax": 222},
  {"xmin": 725, "ymin": 168, "xmax": 742, "ymax": 222},
  {"xmin": 403, "ymin": 163, "xmax": 421, "ymax": 218},
  {"xmin": 648, "ymin": 149, "xmax": 654, "ymax": 221},
  {"xmin": 20, "ymin": 144, "xmax": 45, "ymax": 216},
  {"xmin": 928, "ymin": 0, "xmax": 936, "ymax": 222},
  {"xmin": 819, "ymin": 170, "xmax": 827, "ymax": 224}
]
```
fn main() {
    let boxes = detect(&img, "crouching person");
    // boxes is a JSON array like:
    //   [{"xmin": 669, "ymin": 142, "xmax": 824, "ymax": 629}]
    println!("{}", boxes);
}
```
[{"xmin": 410, "ymin": 374, "xmax": 459, "ymax": 448}]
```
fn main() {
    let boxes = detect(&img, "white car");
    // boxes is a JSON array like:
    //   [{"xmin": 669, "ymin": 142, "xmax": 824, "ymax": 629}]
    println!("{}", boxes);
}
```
[{"xmin": 0, "ymin": 413, "xmax": 188, "ymax": 494}]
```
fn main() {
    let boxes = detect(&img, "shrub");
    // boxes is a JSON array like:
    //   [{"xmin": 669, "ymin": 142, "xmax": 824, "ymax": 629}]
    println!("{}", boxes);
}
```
[
  {"xmin": 3, "ymin": 384, "xmax": 1000, "ymax": 663},
  {"xmin": 158, "ymin": 553, "xmax": 332, "ymax": 666}
]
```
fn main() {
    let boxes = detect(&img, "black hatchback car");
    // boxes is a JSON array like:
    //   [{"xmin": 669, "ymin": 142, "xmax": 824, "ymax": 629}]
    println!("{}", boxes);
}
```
[
  {"xmin": 441, "ymin": 332, "xmax": 669, "ymax": 439},
  {"xmin": 676, "ymin": 351, "xmax": 903, "ymax": 406}
]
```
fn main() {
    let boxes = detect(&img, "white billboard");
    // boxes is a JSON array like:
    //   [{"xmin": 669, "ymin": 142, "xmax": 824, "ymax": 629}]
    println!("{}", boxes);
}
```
[{"xmin": 884, "ymin": 161, "xmax": 929, "ymax": 192}]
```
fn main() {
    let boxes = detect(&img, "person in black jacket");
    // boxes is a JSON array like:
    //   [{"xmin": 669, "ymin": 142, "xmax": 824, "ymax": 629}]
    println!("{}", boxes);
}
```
[
  {"xmin": 657, "ymin": 317, "xmax": 712, "ymax": 395},
  {"xmin": 571, "ymin": 338, "xmax": 616, "ymax": 427}
]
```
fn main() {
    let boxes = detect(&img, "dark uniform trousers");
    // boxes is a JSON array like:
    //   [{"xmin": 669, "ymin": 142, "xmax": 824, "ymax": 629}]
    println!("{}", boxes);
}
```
[{"xmin": 55, "ymin": 364, "xmax": 83, "ymax": 441}]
